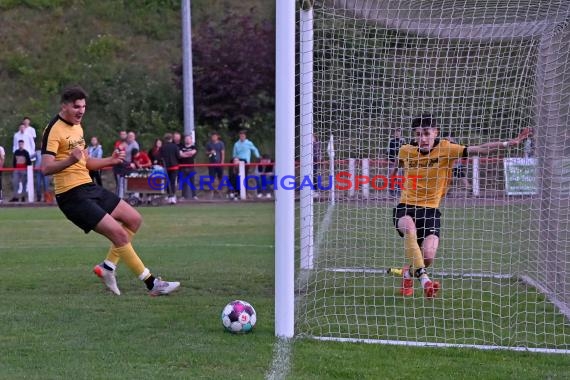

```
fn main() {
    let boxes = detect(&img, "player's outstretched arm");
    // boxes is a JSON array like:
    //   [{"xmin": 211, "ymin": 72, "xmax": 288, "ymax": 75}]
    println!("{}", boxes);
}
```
[{"xmin": 467, "ymin": 128, "xmax": 531, "ymax": 156}]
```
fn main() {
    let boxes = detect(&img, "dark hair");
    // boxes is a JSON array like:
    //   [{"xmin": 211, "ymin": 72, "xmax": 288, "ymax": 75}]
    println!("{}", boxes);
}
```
[
  {"xmin": 18, "ymin": 139, "xmax": 24, "ymax": 143},
  {"xmin": 239, "ymin": 130, "xmax": 247, "ymax": 135},
  {"xmin": 60, "ymin": 85, "xmax": 88, "ymax": 104},
  {"xmin": 131, "ymin": 148, "xmax": 139, "ymax": 156},
  {"xmin": 411, "ymin": 113, "xmax": 437, "ymax": 129}
]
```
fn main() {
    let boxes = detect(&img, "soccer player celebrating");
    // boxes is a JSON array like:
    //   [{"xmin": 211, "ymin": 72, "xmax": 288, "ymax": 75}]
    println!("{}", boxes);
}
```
[
  {"xmin": 391, "ymin": 114, "xmax": 530, "ymax": 298},
  {"xmin": 41, "ymin": 85, "xmax": 180, "ymax": 296}
]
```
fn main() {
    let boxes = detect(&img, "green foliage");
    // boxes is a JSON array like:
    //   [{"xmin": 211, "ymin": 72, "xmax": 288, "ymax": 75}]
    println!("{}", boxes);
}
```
[
  {"xmin": 85, "ymin": 34, "xmax": 123, "ymax": 60},
  {"xmin": 0, "ymin": 0, "xmax": 275, "ymax": 159},
  {"xmin": 0, "ymin": 0, "xmax": 70, "ymax": 10}
]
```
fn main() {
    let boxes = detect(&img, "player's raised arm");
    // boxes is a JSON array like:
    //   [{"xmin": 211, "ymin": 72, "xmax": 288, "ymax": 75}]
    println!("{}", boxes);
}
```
[{"xmin": 467, "ymin": 128, "xmax": 531, "ymax": 156}]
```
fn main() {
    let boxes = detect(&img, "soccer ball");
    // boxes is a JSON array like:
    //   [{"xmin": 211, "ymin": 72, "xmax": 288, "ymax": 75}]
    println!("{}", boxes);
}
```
[{"xmin": 221, "ymin": 300, "xmax": 257, "ymax": 333}]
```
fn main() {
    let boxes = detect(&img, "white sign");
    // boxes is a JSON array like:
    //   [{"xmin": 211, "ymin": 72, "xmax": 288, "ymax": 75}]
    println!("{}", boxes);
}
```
[{"xmin": 503, "ymin": 158, "xmax": 538, "ymax": 195}]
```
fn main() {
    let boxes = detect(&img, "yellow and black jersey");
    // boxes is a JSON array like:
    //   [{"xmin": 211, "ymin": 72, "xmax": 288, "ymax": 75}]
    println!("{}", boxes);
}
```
[
  {"xmin": 41, "ymin": 115, "xmax": 92, "ymax": 194},
  {"xmin": 398, "ymin": 139, "xmax": 467, "ymax": 208}
]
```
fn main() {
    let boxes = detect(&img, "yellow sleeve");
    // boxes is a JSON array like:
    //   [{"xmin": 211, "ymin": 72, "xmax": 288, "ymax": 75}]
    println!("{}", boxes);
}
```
[
  {"xmin": 446, "ymin": 141, "xmax": 466, "ymax": 159},
  {"xmin": 42, "ymin": 125, "xmax": 60, "ymax": 156}
]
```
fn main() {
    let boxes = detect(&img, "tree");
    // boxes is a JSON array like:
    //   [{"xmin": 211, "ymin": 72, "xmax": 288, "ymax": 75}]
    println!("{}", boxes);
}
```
[{"xmin": 173, "ymin": 10, "xmax": 275, "ymax": 133}]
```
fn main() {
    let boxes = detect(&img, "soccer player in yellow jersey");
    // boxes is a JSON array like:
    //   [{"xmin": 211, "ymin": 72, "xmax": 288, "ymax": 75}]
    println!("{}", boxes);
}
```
[
  {"xmin": 391, "ymin": 114, "xmax": 530, "ymax": 298},
  {"xmin": 41, "ymin": 85, "xmax": 180, "ymax": 296}
]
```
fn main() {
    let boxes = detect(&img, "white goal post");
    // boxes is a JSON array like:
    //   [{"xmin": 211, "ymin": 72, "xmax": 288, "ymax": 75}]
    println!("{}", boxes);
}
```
[{"xmin": 275, "ymin": 0, "xmax": 570, "ymax": 353}]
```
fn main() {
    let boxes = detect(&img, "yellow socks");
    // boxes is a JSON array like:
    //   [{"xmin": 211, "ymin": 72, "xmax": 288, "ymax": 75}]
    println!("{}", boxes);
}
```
[
  {"xmin": 113, "ymin": 243, "xmax": 150, "ymax": 280},
  {"xmin": 105, "ymin": 227, "xmax": 136, "ymax": 265},
  {"xmin": 404, "ymin": 232, "xmax": 425, "ymax": 269}
]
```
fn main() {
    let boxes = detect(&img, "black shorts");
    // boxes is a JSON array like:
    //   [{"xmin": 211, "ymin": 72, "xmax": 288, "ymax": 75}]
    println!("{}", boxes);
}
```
[
  {"xmin": 392, "ymin": 203, "xmax": 441, "ymax": 245},
  {"xmin": 55, "ymin": 183, "xmax": 121, "ymax": 233}
]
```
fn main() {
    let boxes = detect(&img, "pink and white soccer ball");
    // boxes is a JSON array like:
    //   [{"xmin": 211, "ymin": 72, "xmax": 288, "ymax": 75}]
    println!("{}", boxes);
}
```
[{"xmin": 221, "ymin": 300, "xmax": 257, "ymax": 333}]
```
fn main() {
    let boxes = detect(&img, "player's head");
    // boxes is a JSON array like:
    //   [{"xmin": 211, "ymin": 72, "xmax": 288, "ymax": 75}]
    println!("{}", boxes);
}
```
[
  {"xmin": 60, "ymin": 85, "xmax": 87, "ymax": 125},
  {"xmin": 411, "ymin": 113, "xmax": 438, "ymax": 153}
]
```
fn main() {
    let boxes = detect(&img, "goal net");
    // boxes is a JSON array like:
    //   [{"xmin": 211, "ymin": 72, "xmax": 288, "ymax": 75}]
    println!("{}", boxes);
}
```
[{"xmin": 295, "ymin": 0, "xmax": 570, "ymax": 353}]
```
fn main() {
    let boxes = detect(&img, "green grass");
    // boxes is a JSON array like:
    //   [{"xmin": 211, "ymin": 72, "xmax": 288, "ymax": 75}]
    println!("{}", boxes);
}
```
[{"xmin": 0, "ymin": 204, "xmax": 569, "ymax": 379}]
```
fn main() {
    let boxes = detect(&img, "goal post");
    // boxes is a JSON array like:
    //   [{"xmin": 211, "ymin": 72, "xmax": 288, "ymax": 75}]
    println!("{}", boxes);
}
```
[
  {"xmin": 275, "ymin": 0, "xmax": 296, "ymax": 339},
  {"xmin": 281, "ymin": 0, "xmax": 570, "ymax": 353}
]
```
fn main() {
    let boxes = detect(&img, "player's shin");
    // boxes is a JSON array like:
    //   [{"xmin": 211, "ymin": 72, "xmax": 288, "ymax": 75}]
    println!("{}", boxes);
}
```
[
  {"xmin": 105, "ymin": 226, "xmax": 136, "ymax": 265},
  {"xmin": 404, "ymin": 232, "xmax": 426, "ymax": 269},
  {"xmin": 404, "ymin": 233, "xmax": 432, "ymax": 284},
  {"xmin": 114, "ymin": 243, "xmax": 146, "ymax": 276}
]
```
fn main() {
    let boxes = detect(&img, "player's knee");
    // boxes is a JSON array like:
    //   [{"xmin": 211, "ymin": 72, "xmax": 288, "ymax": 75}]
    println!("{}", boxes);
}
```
[
  {"xmin": 129, "ymin": 212, "xmax": 143, "ymax": 232},
  {"xmin": 109, "ymin": 227, "xmax": 130, "ymax": 247},
  {"xmin": 398, "ymin": 216, "xmax": 416, "ymax": 235}
]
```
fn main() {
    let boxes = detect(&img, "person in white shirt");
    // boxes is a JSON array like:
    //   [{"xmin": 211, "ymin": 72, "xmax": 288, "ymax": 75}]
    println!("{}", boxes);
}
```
[
  {"xmin": 13, "ymin": 123, "xmax": 35, "ymax": 157},
  {"xmin": 22, "ymin": 116, "xmax": 37, "ymax": 142}
]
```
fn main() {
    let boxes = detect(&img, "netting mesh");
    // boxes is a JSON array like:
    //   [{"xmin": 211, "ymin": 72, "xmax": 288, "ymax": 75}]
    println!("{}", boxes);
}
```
[{"xmin": 295, "ymin": 0, "xmax": 570, "ymax": 351}]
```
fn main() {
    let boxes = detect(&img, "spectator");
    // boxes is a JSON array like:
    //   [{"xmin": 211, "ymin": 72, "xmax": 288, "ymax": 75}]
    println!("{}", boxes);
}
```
[
  {"xmin": 524, "ymin": 128, "xmax": 535, "ymax": 158},
  {"xmin": 13, "ymin": 123, "xmax": 35, "ymax": 156},
  {"xmin": 112, "ymin": 130, "xmax": 128, "ymax": 196},
  {"xmin": 114, "ymin": 130, "xmax": 127, "ymax": 149},
  {"xmin": 22, "ymin": 116, "xmax": 37, "ymax": 146},
  {"xmin": 10, "ymin": 140, "xmax": 32, "ymax": 202},
  {"xmin": 227, "ymin": 157, "xmax": 242, "ymax": 200},
  {"xmin": 34, "ymin": 149, "xmax": 51, "ymax": 202},
  {"xmin": 256, "ymin": 154, "xmax": 274, "ymax": 199},
  {"xmin": 148, "ymin": 138, "xmax": 163, "ymax": 166},
  {"xmin": 232, "ymin": 130, "xmax": 261, "ymax": 173},
  {"xmin": 87, "ymin": 136, "xmax": 103, "ymax": 186},
  {"xmin": 173, "ymin": 131, "xmax": 182, "ymax": 146},
  {"xmin": 125, "ymin": 131, "xmax": 140, "ymax": 164},
  {"xmin": 113, "ymin": 141, "xmax": 130, "ymax": 198},
  {"xmin": 179, "ymin": 134, "xmax": 198, "ymax": 200},
  {"xmin": 160, "ymin": 133, "xmax": 181, "ymax": 204},
  {"xmin": 0, "ymin": 144, "xmax": 5, "ymax": 202},
  {"xmin": 205, "ymin": 131, "xmax": 225, "ymax": 186},
  {"xmin": 387, "ymin": 128, "xmax": 405, "ymax": 197},
  {"xmin": 131, "ymin": 148, "xmax": 152, "ymax": 169}
]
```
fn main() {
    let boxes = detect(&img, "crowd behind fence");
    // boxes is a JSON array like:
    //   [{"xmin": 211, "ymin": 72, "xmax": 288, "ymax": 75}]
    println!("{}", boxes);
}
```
[{"xmin": 0, "ymin": 156, "xmax": 528, "ymax": 205}]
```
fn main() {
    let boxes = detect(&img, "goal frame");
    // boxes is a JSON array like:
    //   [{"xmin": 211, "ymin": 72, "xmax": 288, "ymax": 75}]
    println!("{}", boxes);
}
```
[{"xmin": 275, "ymin": 0, "xmax": 570, "ymax": 353}]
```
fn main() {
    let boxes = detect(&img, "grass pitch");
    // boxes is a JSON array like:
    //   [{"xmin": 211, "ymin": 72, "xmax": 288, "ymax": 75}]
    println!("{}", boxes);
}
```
[{"xmin": 0, "ymin": 203, "xmax": 569, "ymax": 379}]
